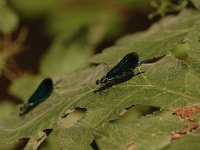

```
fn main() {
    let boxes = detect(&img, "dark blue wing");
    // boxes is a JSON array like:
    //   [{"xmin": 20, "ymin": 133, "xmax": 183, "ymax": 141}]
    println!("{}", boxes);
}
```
[
  {"xmin": 28, "ymin": 78, "xmax": 53, "ymax": 103},
  {"xmin": 106, "ymin": 52, "xmax": 139, "ymax": 78},
  {"xmin": 20, "ymin": 78, "xmax": 53, "ymax": 116}
]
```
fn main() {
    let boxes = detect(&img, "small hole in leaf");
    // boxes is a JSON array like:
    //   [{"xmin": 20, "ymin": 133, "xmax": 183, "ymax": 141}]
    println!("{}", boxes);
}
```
[
  {"xmin": 43, "ymin": 129, "xmax": 53, "ymax": 136},
  {"xmin": 90, "ymin": 140, "xmax": 99, "ymax": 150},
  {"xmin": 75, "ymin": 107, "xmax": 87, "ymax": 112},
  {"xmin": 110, "ymin": 105, "xmax": 160, "ymax": 123},
  {"xmin": 60, "ymin": 107, "xmax": 87, "ymax": 128},
  {"xmin": 14, "ymin": 138, "xmax": 29, "ymax": 150}
]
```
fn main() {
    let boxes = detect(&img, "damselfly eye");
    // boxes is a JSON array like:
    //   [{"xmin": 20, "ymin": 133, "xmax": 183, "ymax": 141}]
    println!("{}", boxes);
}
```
[
  {"xmin": 96, "ymin": 79, "xmax": 100, "ymax": 85},
  {"xmin": 102, "ymin": 77, "xmax": 108, "ymax": 83}
]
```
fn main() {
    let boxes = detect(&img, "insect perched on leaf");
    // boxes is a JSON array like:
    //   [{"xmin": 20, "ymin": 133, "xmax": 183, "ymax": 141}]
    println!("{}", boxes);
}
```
[
  {"xmin": 94, "ymin": 52, "xmax": 152, "ymax": 93},
  {"xmin": 20, "ymin": 78, "xmax": 53, "ymax": 116}
]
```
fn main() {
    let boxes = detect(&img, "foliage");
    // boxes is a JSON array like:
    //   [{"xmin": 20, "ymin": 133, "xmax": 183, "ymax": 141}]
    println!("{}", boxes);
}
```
[{"xmin": 0, "ymin": 0, "xmax": 200, "ymax": 150}]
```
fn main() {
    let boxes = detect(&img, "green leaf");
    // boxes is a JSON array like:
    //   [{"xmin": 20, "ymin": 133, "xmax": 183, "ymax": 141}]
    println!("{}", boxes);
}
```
[
  {"xmin": 58, "ymin": 127, "xmax": 93, "ymax": 150},
  {"xmin": 0, "ymin": 102, "xmax": 15, "ymax": 120},
  {"xmin": 2, "ymin": 8, "xmax": 200, "ymax": 150},
  {"xmin": 94, "ymin": 111, "xmax": 189, "ymax": 150},
  {"xmin": 2, "ymin": 53, "xmax": 200, "ymax": 149},
  {"xmin": 0, "ymin": 66, "xmax": 101, "ymax": 147},
  {"xmin": 90, "ymin": 10, "xmax": 200, "ymax": 64},
  {"xmin": 188, "ymin": 20, "xmax": 200, "ymax": 75},
  {"xmin": 163, "ymin": 129, "xmax": 200, "ymax": 150},
  {"xmin": 0, "ymin": 141, "xmax": 20, "ymax": 150},
  {"xmin": 0, "ymin": 102, "xmax": 19, "ymax": 150}
]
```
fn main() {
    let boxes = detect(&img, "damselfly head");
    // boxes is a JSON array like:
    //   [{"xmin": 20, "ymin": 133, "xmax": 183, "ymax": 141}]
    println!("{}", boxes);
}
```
[
  {"xmin": 102, "ymin": 76, "xmax": 108, "ymax": 83},
  {"xmin": 96, "ymin": 76, "xmax": 108, "ymax": 85},
  {"xmin": 96, "ymin": 79, "xmax": 100, "ymax": 85}
]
